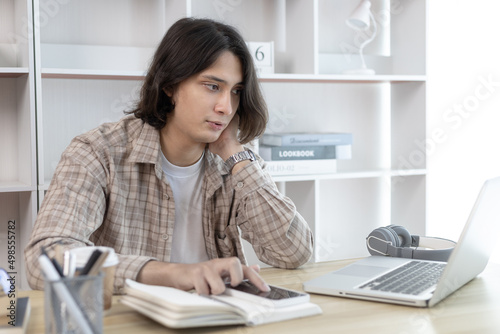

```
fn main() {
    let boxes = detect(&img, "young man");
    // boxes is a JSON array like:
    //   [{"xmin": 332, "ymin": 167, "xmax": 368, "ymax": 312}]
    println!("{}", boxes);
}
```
[{"xmin": 25, "ymin": 18, "xmax": 313, "ymax": 295}]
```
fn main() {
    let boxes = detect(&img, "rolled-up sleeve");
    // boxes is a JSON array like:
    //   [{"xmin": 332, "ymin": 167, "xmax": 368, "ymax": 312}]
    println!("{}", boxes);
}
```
[
  {"xmin": 24, "ymin": 118, "xmax": 165, "ymax": 294},
  {"xmin": 24, "ymin": 136, "xmax": 156, "ymax": 293}
]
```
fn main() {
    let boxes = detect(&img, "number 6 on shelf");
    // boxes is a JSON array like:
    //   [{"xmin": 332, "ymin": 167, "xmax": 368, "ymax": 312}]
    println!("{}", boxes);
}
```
[{"xmin": 246, "ymin": 41, "xmax": 274, "ymax": 74}]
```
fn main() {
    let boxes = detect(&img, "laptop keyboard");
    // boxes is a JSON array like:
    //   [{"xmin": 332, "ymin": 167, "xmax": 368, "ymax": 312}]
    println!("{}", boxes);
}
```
[{"xmin": 358, "ymin": 261, "xmax": 446, "ymax": 295}]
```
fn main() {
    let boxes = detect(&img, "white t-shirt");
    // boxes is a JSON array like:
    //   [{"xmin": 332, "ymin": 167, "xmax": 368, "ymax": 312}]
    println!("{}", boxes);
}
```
[{"xmin": 160, "ymin": 151, "xmax": 209, "ymax": 264}]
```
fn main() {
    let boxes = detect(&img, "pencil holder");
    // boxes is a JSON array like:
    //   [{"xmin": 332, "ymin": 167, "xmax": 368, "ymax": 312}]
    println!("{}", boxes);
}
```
[{"xmin": 44, "ymin": 273, "xmax": 103, "ymax": 334}]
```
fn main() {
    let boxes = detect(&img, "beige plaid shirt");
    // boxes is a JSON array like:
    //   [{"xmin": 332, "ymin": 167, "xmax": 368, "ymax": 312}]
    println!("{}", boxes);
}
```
[{"xmin": 25, "ymin": 115, "xmax": 313, "ymax": 293}]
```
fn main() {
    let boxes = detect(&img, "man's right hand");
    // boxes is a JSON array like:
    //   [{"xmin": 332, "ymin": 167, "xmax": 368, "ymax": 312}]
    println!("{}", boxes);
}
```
[{"xmin": 136, "ymin": 257, "xmax": 270, "ymax": 295}]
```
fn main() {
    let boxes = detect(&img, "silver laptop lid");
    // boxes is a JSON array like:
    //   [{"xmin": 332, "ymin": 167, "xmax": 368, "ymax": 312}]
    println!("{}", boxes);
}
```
[{"xmin": 430, "ymin": 176, "xmax": 500, "ymax": 306}]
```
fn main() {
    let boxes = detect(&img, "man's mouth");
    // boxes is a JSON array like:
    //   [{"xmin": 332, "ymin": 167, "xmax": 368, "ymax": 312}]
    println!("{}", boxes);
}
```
[{"xmin": 207, "ymin": 121, "xmax": 225, "ymax": 131}]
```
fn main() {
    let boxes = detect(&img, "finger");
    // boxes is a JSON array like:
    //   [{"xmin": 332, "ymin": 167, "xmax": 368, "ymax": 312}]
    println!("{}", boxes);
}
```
[
  {"xmin": 192, "ymin": 271, "xmax": 211, "ymax": 296},
  {"xmin": 222, "ymin": 257, "xmax": 244, "ymax": 287},
  {"xmin": 202, "ymin": 265, "xmax": 226, "ymax": 295},
  {"xmin": 249, "ymin": 264, "xmax": 261, "ymax": 273},
  {"xmin": 243, "ymin": 265, "xmax": 270, "ymax": 292}
]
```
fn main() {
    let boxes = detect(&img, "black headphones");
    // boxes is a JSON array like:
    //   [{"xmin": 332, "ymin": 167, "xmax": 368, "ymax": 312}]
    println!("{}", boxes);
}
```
[{"xmin": 366, "ymin": 225, "xmax": 456, "ymax": 262}]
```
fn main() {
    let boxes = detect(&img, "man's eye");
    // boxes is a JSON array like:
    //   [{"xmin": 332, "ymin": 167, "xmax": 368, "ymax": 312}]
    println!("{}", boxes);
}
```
[{"xmin": 205, "ymin": 84, "xmax": 219, "ymax": 91}]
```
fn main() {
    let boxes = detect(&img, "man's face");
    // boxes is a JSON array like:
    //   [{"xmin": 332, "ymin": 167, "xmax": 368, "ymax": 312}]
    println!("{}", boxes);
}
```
[{"xmin": 165, "ymin": 51, "xmax": 244, "ymax": 147}]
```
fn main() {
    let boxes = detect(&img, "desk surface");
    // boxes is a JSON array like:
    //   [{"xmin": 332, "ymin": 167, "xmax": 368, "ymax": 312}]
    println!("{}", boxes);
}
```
[{"xmin": 20, "ymin": 258, "xmax": 500, "ymax": 334}]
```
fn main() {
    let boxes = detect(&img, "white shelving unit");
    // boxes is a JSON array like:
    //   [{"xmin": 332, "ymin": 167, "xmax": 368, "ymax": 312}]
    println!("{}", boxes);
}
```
[
  {"xmin": 4, "ymin": 0, "xmax": 426, "ymax": 285},
  {"xmin": 0, "ymin": 0, "xmax": 37, "ymax": 290}
]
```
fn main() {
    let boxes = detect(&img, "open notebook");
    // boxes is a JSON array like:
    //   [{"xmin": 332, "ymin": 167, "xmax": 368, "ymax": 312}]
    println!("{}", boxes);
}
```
[{"xmin": 120, "ymin": 279, "xmax": 322, "ymax": 328}]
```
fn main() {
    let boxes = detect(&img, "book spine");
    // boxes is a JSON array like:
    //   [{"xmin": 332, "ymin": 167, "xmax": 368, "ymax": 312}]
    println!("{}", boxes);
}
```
[
  {"xmin": 259, "ymin": 145, "xmax": 351, "ymax": 161},
  {"xmin": 265, "ymin": 159, "xmax": 337, "ymax": 176},
  {"xmin": 261, "ymin": 133, "xmax": 352, "ymax": 147}
]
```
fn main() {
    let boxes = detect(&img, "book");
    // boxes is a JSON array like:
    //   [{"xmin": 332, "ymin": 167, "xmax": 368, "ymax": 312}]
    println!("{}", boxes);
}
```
[
  {"xmin": 260, "ymin": 132, "xmax": 352, "ymax": 147},
  {"xmin": 0, "ymin": 297, "xmax": 31, "ymax": 334},
  {"xmin": 265, "ymin": 159, "xmax": 337, "ymax": 176},
  {"xmin": 259, "ymin": 144, "xmax": 351, "ymax": 161},
  {"xmin": 120, "ymin": 279, "xmax": 322, "ymax": 329}
]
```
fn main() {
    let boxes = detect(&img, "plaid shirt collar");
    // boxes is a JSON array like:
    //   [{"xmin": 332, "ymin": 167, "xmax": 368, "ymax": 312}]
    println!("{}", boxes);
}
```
[{"xmin": 128, "ymin": 117, "xmax": 228, "ymax": 193}]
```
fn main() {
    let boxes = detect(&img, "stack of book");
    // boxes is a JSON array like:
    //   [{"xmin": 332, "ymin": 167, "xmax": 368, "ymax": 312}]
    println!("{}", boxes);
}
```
[{"xmin": 258, "ymin": 132, "xmax": 352, "ymax": 176}]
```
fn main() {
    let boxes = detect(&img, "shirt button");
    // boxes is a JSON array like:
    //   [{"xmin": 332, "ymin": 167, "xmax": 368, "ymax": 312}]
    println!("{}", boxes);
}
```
[
  {"xmin": 236, "ymin": 182, "xmax": 244, "ymax": 188},
  {"xmin": 163, "ymin": 193, "xmax": 170, "ymax": 200},
  {"xmin": 161, "ymin": 234, "xmax": 169, "ymax": 241}
]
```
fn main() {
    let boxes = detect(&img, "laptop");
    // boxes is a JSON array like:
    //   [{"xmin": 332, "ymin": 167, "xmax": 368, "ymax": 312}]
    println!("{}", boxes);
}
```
[{"xmin": 303, "ymin": 176, "xmax": 500, "ymax": 307}]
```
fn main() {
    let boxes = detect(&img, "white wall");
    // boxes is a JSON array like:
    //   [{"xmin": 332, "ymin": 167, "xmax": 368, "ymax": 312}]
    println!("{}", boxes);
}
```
[{"xmin": 427, "ymin": 1, "xmax": 500, "ymax": 263}]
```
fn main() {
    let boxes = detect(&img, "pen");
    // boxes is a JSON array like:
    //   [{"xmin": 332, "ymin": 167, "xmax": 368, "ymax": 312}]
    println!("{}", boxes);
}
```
[
  {"xmin": 51, "ymin": 257, "xmax": 65, "ymax": 277},
  {"xmin": 63, "ymin": 251, "xmax": 76, "ymax": 278},
  {"xmin": 40, "ymin": 246, "xmax": 65, "ymax": 277},
  {"xmin": 87, "ymin": 251, "xmax": 109, "ymax": 276},
  {"xmin": 79, "ymin": 249, "xmax": 103, "ymax": 276},
  {"xmin": 38, "ymin": 254, "xmax": 94, "ymax": 334}
]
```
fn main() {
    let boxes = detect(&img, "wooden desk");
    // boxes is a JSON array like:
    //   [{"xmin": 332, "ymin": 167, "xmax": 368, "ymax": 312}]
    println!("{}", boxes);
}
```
[{"xmin": 20, "ymin": 259, "xmax": 500, "ymax": 334}]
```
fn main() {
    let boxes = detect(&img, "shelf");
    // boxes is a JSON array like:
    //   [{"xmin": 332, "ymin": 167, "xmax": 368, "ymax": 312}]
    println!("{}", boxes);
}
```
[
  {"xmin": 0, "ymin": 67, "xmax": 29, "ymax": 78},
  {"xmin": 0, "ymin": 181, "xmax": 36, "ymax": 193},
  {"xmin": 259, "ymin": 73, "xmax": 426, "ymax": 83},
  {"xmin": 390, "ymin": 169, "xmax": 427, "ymax": 177},
  {"xmin": 40, "ymin": 43, "xmax": 154, "ymax": 75},
  {"xmin": 36, "ymin": 41, "xmax": 426, "ymax": 82},
  {"xmin": 41, "ymin": 68, "xmax": 146, "ymax": 80},
  {"xmin": 39, "ymin": 69, "xmax": 426, "ymax": 83},
  {"xmin": 272, "ymin": 169, "xmax": 427, "ymax": 183},
  {"xmin": 39, "ymin": 169, "xmax": 427, "ymax": 189},
  {"xmin": 39, "ymin": 182, "xmax": 50, "ymax": 192}
]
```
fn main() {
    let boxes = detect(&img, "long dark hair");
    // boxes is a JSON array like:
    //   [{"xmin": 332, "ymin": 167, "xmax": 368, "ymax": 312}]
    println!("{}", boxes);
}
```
[{"xmin": 129, "ymin": 17, "xmax": 268, "ymax": 144}]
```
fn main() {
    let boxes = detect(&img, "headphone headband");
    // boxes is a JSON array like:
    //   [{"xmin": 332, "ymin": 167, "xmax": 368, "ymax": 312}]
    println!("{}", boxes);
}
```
[{"xmin": 366, "ymin": 225, "xmax": 456, "ymax": 262}]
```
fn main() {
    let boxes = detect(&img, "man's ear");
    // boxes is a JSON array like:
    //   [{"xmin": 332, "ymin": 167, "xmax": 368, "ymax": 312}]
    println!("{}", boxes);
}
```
[{"xmin": 163, "ymin": 87, "xmax": 173, "ymax": 98}]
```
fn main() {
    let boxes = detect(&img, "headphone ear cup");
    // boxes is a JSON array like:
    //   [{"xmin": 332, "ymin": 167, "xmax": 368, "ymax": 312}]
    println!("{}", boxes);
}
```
[
  {"xmin": 387, "ymin": 225, "xmax": 412, "ymax": 247},
  {"xmin": 367, "ymin": 227, "xmax": 399, "ymax": 255}
]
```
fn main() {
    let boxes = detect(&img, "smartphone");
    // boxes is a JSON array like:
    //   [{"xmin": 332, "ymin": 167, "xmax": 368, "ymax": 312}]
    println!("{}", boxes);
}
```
[{"xmin": 224, "ymin": 280, "xmax": 310, "ymax": 308}]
